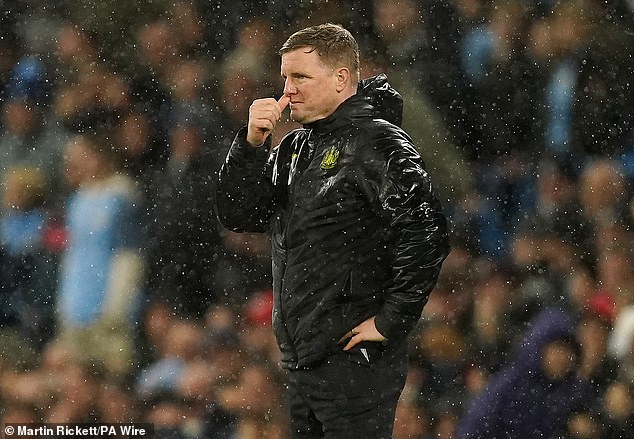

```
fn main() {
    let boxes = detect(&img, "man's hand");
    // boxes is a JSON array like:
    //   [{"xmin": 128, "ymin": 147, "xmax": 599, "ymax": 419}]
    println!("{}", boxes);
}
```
[
  {"xmin": 246, "ymin": 95, "xmax": 290, "ymax": 146},
  {"xmin": 340, "ymin": 316, "xmax": 387, "ymax": 351}
]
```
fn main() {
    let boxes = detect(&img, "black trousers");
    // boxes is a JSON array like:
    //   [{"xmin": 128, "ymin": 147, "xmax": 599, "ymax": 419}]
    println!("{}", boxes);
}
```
[{"xmin": 287, "ymin": 343, "xmax": 408, "ymax": 439}]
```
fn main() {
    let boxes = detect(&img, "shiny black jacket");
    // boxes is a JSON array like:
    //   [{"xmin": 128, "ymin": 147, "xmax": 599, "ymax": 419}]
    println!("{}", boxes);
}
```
[{"xmin": 216, "ymin": 75, "xmax": 450, "ymax": 369}]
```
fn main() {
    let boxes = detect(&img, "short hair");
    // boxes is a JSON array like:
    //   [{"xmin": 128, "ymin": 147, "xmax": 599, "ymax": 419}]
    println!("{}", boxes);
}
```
[{"xmin": 279, "ymin": 23, "xmax": 360, "ymax": 81}]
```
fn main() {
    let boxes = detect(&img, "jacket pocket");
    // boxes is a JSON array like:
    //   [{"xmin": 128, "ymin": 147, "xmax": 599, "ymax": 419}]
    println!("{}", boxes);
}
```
[{"xmin": 345, "ymin": 341, "xmax": 386, "ymax": 368}]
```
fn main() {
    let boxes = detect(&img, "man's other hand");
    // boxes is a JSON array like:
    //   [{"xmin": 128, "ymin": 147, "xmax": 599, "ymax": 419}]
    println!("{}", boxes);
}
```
[{"xmin": 340, "ymin": 316, "xmax": 387, "ymax": 351}]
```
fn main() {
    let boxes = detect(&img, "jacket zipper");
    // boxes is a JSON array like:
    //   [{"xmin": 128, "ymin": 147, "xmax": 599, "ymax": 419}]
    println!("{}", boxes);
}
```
[{"xmin": 277, "ymin": 130, "xmax": 314, "ymax": 366}]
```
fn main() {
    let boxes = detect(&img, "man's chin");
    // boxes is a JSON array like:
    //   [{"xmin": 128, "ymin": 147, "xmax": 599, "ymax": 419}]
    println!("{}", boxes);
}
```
[
  {"xmin": 289, "ymin": 110, "xmax": 303, "ymax": 124},
  {"xmin": 290, "ymin": 111, "xmax": 317, "ymax": 125}
]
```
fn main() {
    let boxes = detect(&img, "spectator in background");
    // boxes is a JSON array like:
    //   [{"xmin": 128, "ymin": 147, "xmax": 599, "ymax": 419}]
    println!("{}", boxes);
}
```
[
  {"xmin": 144, "ymin": 394, "xmax": 204, "ymax": 439},
  {"xmin": 372, "ymin": 0, "xmax": 427, "ymax": 76},
  {"xmin": 167, "ymin": 1, "xmax": 205, "ymax": 59},
  {"xmin": 223, "ymin": 17, "xmax": 281, "ymax": 93},
  {"xmin": 135, "ymin": 19, "xmax": 181, "ymax": 82},
  {"xmin": 1, "ymin": 167, "xmax": 46, "ymax": 256},
  {"xmin": 116, "ymin": 109, "xmax": 168, "ymax": 196},
  {"xmin": 0, "ymin": 166, "xmax": 58, "ymax": 349},
  {"xmin": 467, "ymin": 270, "xmax": 514, "ymax": 374},
  {"xmin": 576, "ymin": 310, "xmax": 619, "ymax": 404},
  {"xmin": 167, "ymin": 60, "xmax": 215, "ymax": 139},
  {"xmin": 0, "ymin": 57, "xmax": 68, "ymax": 211},
  {"xmin": 458, "ymin": 308, "xmax": 590, "ymax": 438},
  {"xmin": 136, "ymin": 301, "xmax": 177, "ymax": 369},
  {"xmin": 1, "ymin": 338, "xmax": 106, "ymax": 423},
  {"xmin": 97, "ymin": 380, "xmax": 139, "ymax": 423},
  {"xmin": 56, "ymin": 133, "xmax": 144, "ymax": 379},
  {"xmin": 126, "ymin": 20, "xmax": 173, "ymax": 150},
  {"xmin": 579, "ymin": 159, "xmax": 631, "ymax": 232},
  {"xmin": 46, "ymin": 362, "xmax": 101, "ymax": 423},
  {"xmin": 601, "ymin": 380, "xmax": 634, "ymax": 439},
  {"xmin": 54, "ymin": 24, "xmax": 99, "ymax": 82},
  {"xmin": 553, "ymin": 406, "xmax": 604, "ymax": 439},
  {"xmin": 213, "ymin": 360, "xmax": 285, "ymax": 438},
  {"xmin": 54, "ymin": 62, "xmax": 130, "ymax": 134},
  {"xmin": 460, "ymin": 0, "xmax": 537, "ymax": 159},
  {"xmin": 528, "ymin": 0, "xmax": 633, "ymax": 160},
  {"xmin": 203, "ymin": 305, "xmax": 244, "ymax": 391},
  {"xmin": 136, "ymin": 320, "xmax": 204, "ymax": 401},
  {"xmin": 530, "ymin": 158, "xmax": 594, "ymax": 267},
  {"xmin": 502, "ymin": 225, "xmax": 566, "ymax": 334}
]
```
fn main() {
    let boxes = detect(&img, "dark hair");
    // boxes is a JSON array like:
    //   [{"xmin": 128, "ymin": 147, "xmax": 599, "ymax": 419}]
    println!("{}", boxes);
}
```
[{"xmin": 279, "ymin": 23, "xmax": 360, "ymax": 81}]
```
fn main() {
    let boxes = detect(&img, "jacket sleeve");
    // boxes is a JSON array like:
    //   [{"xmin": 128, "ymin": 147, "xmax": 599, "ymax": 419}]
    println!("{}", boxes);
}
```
[
  {"xmin": 215, "ymin": 127, "xmax": 276, "ymax": 233},
  {"xmin": 361, "ymin": 124, "xmax": 450, "ymax": 341}
]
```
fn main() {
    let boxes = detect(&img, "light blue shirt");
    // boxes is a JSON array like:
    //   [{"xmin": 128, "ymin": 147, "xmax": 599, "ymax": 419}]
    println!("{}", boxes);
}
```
[{"xmin": 58, "ymin": 177, "xmax": 141, "ymax": 326}]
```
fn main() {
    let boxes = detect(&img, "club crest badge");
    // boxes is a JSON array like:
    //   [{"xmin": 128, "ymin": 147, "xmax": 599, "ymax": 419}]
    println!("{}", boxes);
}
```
[{"xmin": 320, "ymin": 146, "xmax": 340, "ymax": 170}]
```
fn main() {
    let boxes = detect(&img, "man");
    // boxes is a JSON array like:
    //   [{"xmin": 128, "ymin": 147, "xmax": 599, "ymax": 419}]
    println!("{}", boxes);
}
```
[
  {"xmin": 216, "ymin": 23, "xmax": 449, "ymax": 438},
  {"xmin": 457, "ymin": 308, "xmax": 589, "ymax": 438},
  {"xmin": 57, "ymin": 133, "xmax": 144, "ymax": 378}
]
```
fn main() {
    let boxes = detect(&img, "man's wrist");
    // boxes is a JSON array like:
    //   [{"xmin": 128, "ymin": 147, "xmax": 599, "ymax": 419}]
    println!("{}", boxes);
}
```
[
  {"xmin": 246, "ymin": 137, "xmax": 264, "ymax": 148},
  {"xmin": 242, "ymin": 127, "xmax": 268, "ymax": 148},
  {"xmin": 373, "ymin": 314, "xmax": 391, "ymax": 340}
]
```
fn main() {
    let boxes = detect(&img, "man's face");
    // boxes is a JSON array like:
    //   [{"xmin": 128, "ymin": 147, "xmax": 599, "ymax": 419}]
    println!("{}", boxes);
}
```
[
  {"xmin": 280, "ymin": 47, "xmax": 340, "ymax": 124},
  {"xmin": 64, "ymin": 137, "xmax": 100, "ymax": 188},
  {"xmin": 541, "ymin": 340, "xmax": 577, "ymax": 380}
]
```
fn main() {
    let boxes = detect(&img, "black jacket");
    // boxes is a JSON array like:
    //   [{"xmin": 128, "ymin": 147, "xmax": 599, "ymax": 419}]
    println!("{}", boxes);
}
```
[{"xmin": 216, "ymin": 74, "xmax": 450, "ymax": 369}]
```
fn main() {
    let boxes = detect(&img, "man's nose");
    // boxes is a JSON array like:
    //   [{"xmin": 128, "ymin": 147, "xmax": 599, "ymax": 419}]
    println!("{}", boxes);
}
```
[{"xmin": 284, "ymin": 79, "xmax": 297, "ymax": 95}]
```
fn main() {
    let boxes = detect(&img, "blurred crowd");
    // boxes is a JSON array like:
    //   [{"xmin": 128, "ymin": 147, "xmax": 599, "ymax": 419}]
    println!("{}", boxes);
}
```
[{"xmin": 1, "ymin": 0, "xmax": 634, "ymax": 438}]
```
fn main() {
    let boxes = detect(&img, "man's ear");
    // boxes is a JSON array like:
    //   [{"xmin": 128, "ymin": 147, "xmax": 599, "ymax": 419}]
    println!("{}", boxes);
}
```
[{"xmin": 335, "ymin": 67, "xmax": 351, "ymax": 92}]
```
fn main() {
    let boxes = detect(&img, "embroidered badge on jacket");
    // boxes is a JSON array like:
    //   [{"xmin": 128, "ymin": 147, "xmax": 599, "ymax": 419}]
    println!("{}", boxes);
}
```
[{"xmin": 320, "ymin": 146, "xmax": 340, "ymax": 170}]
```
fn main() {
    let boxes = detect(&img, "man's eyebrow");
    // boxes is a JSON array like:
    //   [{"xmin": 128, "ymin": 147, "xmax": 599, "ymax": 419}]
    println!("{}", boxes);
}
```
[{"xmin": 281, "ymin": 72, "xmax": 311, "ymax": 78}]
